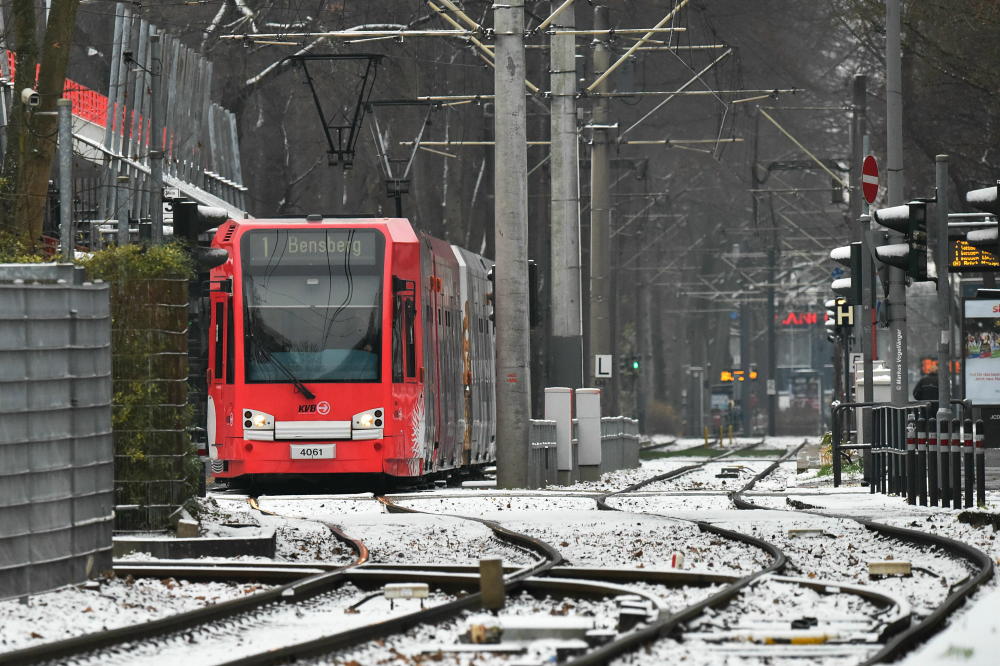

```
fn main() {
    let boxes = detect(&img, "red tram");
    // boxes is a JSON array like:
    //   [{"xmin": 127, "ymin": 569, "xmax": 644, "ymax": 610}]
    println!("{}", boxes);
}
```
[{"xmin": 204, "ymin": 216, "xmax": 495, "ymax": 480}]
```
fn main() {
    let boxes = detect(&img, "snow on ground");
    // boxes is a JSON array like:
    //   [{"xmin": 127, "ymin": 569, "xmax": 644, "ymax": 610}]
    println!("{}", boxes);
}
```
[
  {"xmin": 640, "ymin": 461, "xmax": 795, "ymax": 493},
  {"xmin": 608, "ymin": 492, "xmax": 736, "ymax": 513},
  {"xmin": 390, "ymin": 494, "xmax": 597, "ymax": 514},
  {"xmin": 506, "ymin": 513, "xmax": 767, "ymax": 574},
  {"xmin": 200, "ymin": 495, "xmax": 357, "ymax": 564},
  {"xmin": 84, "ymin": 582, "xmax": 455, "ymax": 666},
  {"xmin": 688, "ymin": 577, "xmax": 882, "ymax": 639},
  {"xmin": 311, "ymin": 589, "xmax": 620, "ymax": 666},
  {"xmin": 544, "ymin": 459, "xmax": 697, "ymax": 493},
  {"xmin": 0, "ymin": 575, "xmax": 272, "ymax": 652},
  {"xmin": 257, "ymin": 496, "xmax": 537, "ymax": 566},
  {"xmin": 395, "ymin": 495, "xmax": 770, "ymax": 574}
]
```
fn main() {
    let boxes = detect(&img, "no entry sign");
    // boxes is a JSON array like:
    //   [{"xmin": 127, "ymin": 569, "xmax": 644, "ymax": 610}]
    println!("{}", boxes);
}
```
[{"xmin": 862, "ymin": 155, "xmax": 879, "ymax": 204}]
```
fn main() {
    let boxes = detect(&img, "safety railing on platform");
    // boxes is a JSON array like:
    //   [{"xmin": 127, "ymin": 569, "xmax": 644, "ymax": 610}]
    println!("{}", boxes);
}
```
[{"xmin": 832, "ymin": 400, "xmax": 986, "ymax": 507}]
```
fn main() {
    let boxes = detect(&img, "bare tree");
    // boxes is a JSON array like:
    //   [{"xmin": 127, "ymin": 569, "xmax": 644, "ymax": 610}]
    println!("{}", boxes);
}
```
[{"xmin": 0, "ymin": 0, "xmax": 81, "ymax": 248}]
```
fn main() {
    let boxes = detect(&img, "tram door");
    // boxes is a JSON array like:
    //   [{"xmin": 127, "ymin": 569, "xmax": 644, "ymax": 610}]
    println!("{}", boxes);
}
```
[{"xmin": 207, "ymin": 280, "xmax": 234, "ymax": 458}]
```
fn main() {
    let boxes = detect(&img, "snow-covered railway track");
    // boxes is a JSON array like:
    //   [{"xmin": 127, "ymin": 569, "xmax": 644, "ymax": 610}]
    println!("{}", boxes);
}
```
[
  {"xmin": 0, "ymin": 513, "xmax": 369, "ymax": 666},
  {"xmin": 731, "ymin": 461, "xmax": 995, "ymax": 665},
  {"xmin": 577, "ymin": 442, "xmax": 993, "ymax": 665}
]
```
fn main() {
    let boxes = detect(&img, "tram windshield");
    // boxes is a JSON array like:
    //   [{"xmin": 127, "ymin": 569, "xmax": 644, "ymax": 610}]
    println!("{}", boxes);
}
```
[{"xmin": 241, "ymin": 228, "xmax": 385, "ymax": 383}]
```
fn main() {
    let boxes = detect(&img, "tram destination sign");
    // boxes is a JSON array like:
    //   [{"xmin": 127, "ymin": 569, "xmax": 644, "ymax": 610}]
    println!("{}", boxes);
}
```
[
  {"xmin": 950, "ymin": 238, "xmax": 999, "ymax": 272},
  {"xmin": 245, "ymin": 228, "xmax": 380, "ymax": 266}
]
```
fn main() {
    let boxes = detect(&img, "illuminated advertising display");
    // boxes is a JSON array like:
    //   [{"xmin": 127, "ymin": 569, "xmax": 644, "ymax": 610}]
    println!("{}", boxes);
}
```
[{"xmin": 962, "ymin": 299, "xmax": 1000, "ymax": 405}]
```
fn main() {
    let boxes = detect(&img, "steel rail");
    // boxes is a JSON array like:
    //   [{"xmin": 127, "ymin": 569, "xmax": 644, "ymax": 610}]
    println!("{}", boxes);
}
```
[
  {"xmin": 576, "ymin": 441, "xmax": 913, "ymax": 664},
  {"xmin": 206, "ymin": 495, "xmax": 563, "ymax": 665},
  {"xmin": 560, "ymin": 440, "xmax": 790, "ymax": 665},
  {"xmin": 639, "ymin": 437, "xmax": 678, "ymax": 452},
  {"xmin": 731, "ymin": 447, "xmax": 994, "ymax": 664},
  {"xmin": 0, "ymin": 508, "xmax": 368, "ymax": 666}
]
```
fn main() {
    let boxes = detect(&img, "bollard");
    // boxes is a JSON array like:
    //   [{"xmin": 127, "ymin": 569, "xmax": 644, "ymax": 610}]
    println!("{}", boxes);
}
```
[
  {"xmin": 897, "ymin": 410, "xmax": 907, "ymax": 496},
  {"xmin": 975, "ymin": 420, "xmax": 986, "ymax": 507},
  {"xmin": 890, "ymin": 409, "xmax": 900, "ymax": 495},
  {"xmin": 479, "ymin": 558, "xmax": 505, "ymax": 610},
  {"xmin": 871, "ymin": 408, "xmax": 881, "ymax": 494},
  {"xmin": 916, "ymin": 417, "xmax": 928, "ymax": 506},
  {"xmin": 905, "ymin": 413, "xmax": 917, "ymax": 504},
  {"xmin": 951, "ymin": 418, "xmax": 962, "ymax": 508},
  {"xmin": 928, "ymin": 418, "xmax": 940, "ymax": 507},
  {"xmin": 963, "ymin": 418, "xmax": 974, "ymax": 509},
  {"xmin": 940, "ymin": 418, "xmax": 951, "ymax": 509}
]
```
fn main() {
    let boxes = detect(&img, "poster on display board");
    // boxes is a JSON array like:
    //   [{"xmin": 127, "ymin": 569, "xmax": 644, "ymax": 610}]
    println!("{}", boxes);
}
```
[{"xmin": 961, "ymin": 298, "xmax": 1000, "ymax": 405}]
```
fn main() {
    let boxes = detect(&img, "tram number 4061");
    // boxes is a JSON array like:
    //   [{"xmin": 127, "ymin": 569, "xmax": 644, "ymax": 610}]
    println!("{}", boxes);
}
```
[{"xmin": 290, "ymin": 445, "xmax": 336, "ymax": 459}]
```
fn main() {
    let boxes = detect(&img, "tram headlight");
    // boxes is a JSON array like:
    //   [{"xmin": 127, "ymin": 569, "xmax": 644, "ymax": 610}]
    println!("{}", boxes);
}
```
[
  {"xmin": 243, "ymin": 408, "xmax": 274, "ymax": 430},
  {"xmin": 352, "ymin": 408, "xmax": 384, "ymax": 431}
]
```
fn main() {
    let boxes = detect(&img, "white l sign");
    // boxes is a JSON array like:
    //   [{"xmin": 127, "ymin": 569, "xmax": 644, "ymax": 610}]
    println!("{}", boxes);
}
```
[{"xmin": 595, "ymin": 354, "xmax": 613, "ymax": 378}]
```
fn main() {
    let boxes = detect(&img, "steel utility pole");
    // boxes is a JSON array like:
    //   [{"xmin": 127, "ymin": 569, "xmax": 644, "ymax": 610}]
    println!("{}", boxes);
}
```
[
  {"xmin": 549, "ymin": 0, "xmax": 583, "ymax": 389},
  {"xmin": 739, "ymin": 278, "xmax": 752, "ymax": 435},
  {"xmin": 149, "ymin": 33, "xmax": 164, "ymax": 245},
  {"xmin": 850, "ymin": 75, "xmax": 867, "ymax": 367},
  {"xmin": 493, "ymin": 0, "xmax": 531, "ymax": 489},
  {"xmin": 589, "ymin": 4, "xmax": 613, "ymax": 410},
  {"xmin": 935, "ymin": 155, "xmax": 953, "ymax": 424},
  {"xmin": 58, "ymin": 98, "xmax": 72, "ymax": 260},
  {"xmin": 886, "ymin": 0, "xmax": 908, "ymax": 404},
  {"xmin": 754, "ymin": 110, "xmax": 777, "ymax": 436}
]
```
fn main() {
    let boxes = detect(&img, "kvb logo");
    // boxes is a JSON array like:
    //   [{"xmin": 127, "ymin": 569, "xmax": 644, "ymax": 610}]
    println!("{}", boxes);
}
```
[{"xmin": 298, "ymin": 401, "xmax": 331, "ymax": 414}]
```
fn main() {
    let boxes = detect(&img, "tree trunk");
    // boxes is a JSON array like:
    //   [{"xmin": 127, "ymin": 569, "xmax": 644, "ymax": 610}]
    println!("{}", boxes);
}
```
[{"xmin": 0, "ymin": 0, "xmax": 81, "ymax": 247}]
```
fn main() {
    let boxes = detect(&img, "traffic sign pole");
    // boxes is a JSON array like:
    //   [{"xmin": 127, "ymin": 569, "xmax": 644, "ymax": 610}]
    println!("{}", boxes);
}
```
[
  {"xmin": 862, "ymin": 155, "xmax": 879, "ymax": 205},
  {"xmin": 860, "ymin": 136, "xmax": 875, "ymax": 483},
  {"xmin": 935, "ymin": 156, "xmax": 953, "ymax": 432}
]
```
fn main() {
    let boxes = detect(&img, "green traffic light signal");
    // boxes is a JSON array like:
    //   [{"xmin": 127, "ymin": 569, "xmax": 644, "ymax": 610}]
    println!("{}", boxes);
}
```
[{"xmin": 631, "ymin": 359, "xmax": 640, "ymax": 370}]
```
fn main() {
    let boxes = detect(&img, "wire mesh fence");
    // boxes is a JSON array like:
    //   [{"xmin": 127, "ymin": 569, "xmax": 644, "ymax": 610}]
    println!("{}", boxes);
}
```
[{"xmin": 0, "ymin": 265, "xmax": 114, "ymax": 598}]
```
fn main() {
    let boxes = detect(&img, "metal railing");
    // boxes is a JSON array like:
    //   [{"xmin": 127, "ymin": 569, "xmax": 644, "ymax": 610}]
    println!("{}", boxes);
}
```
[
  {"xmin": 834, "ymin": 399, "xmax": 987, "ymax": 508},
  {"xmin": 528, "ymin": 419, "xmax": 558, "ymax": 489}
]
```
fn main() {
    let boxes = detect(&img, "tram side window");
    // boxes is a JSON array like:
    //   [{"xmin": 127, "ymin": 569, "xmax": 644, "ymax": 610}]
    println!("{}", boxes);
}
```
[
  {"xmin": 392, "ymin": 296, "xmax": 404, "ymax": 383},
  {"xmin": 214, "ymin": 302, "xmax": 224, "ymax": 381},
  {"xmin": 226, "ymin": 300, "xmax": 235, "ymax": 384},
  {"xmin": 405, "ymin": 299, "xmax": 417, "ymax": 378}
]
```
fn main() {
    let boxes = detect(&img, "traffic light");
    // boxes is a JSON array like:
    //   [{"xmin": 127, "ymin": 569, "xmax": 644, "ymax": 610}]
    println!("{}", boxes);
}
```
[
  {"xmin": 824, "ymin": 298, "xmax": 851, "ymax": 342},
  {"xmin": 829, "ymin": 241, "xmax": 862, "ymax": 305},
  {"xmin": 631, "ymin": 356, "xmax": 640, "ymax": 371},
  {"xmin": 966, "ymin": 182, "xmax": 999, "ymax": 214},
  {"xmin": 871, "ymin": 201, "xmax": 929, "ymax": 281},
  {"xmin": 171, "ymin": 199, "xmax": 230, "ymax": 242},
  {"xmin": 749, "ymin": 363, "xmax": 758, "ymax": 380},
  {"xmin": 965, "ymin": 183, "xmax": 999, "ymax": 252}
]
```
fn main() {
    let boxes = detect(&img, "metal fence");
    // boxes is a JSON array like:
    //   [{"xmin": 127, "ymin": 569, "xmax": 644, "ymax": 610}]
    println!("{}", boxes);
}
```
[
  {"xmin": 529, "ymin": 419, "xmax": 558, "ymax": 489},
  {"xmin": 833, "ymin": 401, "xmax": 987, "ymax": 508},
  {"xmin": 601, "ymin": 416, "xmax": 641, "ymax": 474},
  {"xmin": 109, "ymin": 277, "xmax": 193, "ymax": 531},
  {"xmin": 0, "ymin": 264, "xmax": 113, "ymax": 599}
]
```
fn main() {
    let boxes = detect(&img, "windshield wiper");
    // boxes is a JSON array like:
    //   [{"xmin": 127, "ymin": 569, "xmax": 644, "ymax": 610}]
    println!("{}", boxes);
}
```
[{"xmin": 247, "ymin": 331, "xmax": 316, "ymax": 400}]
